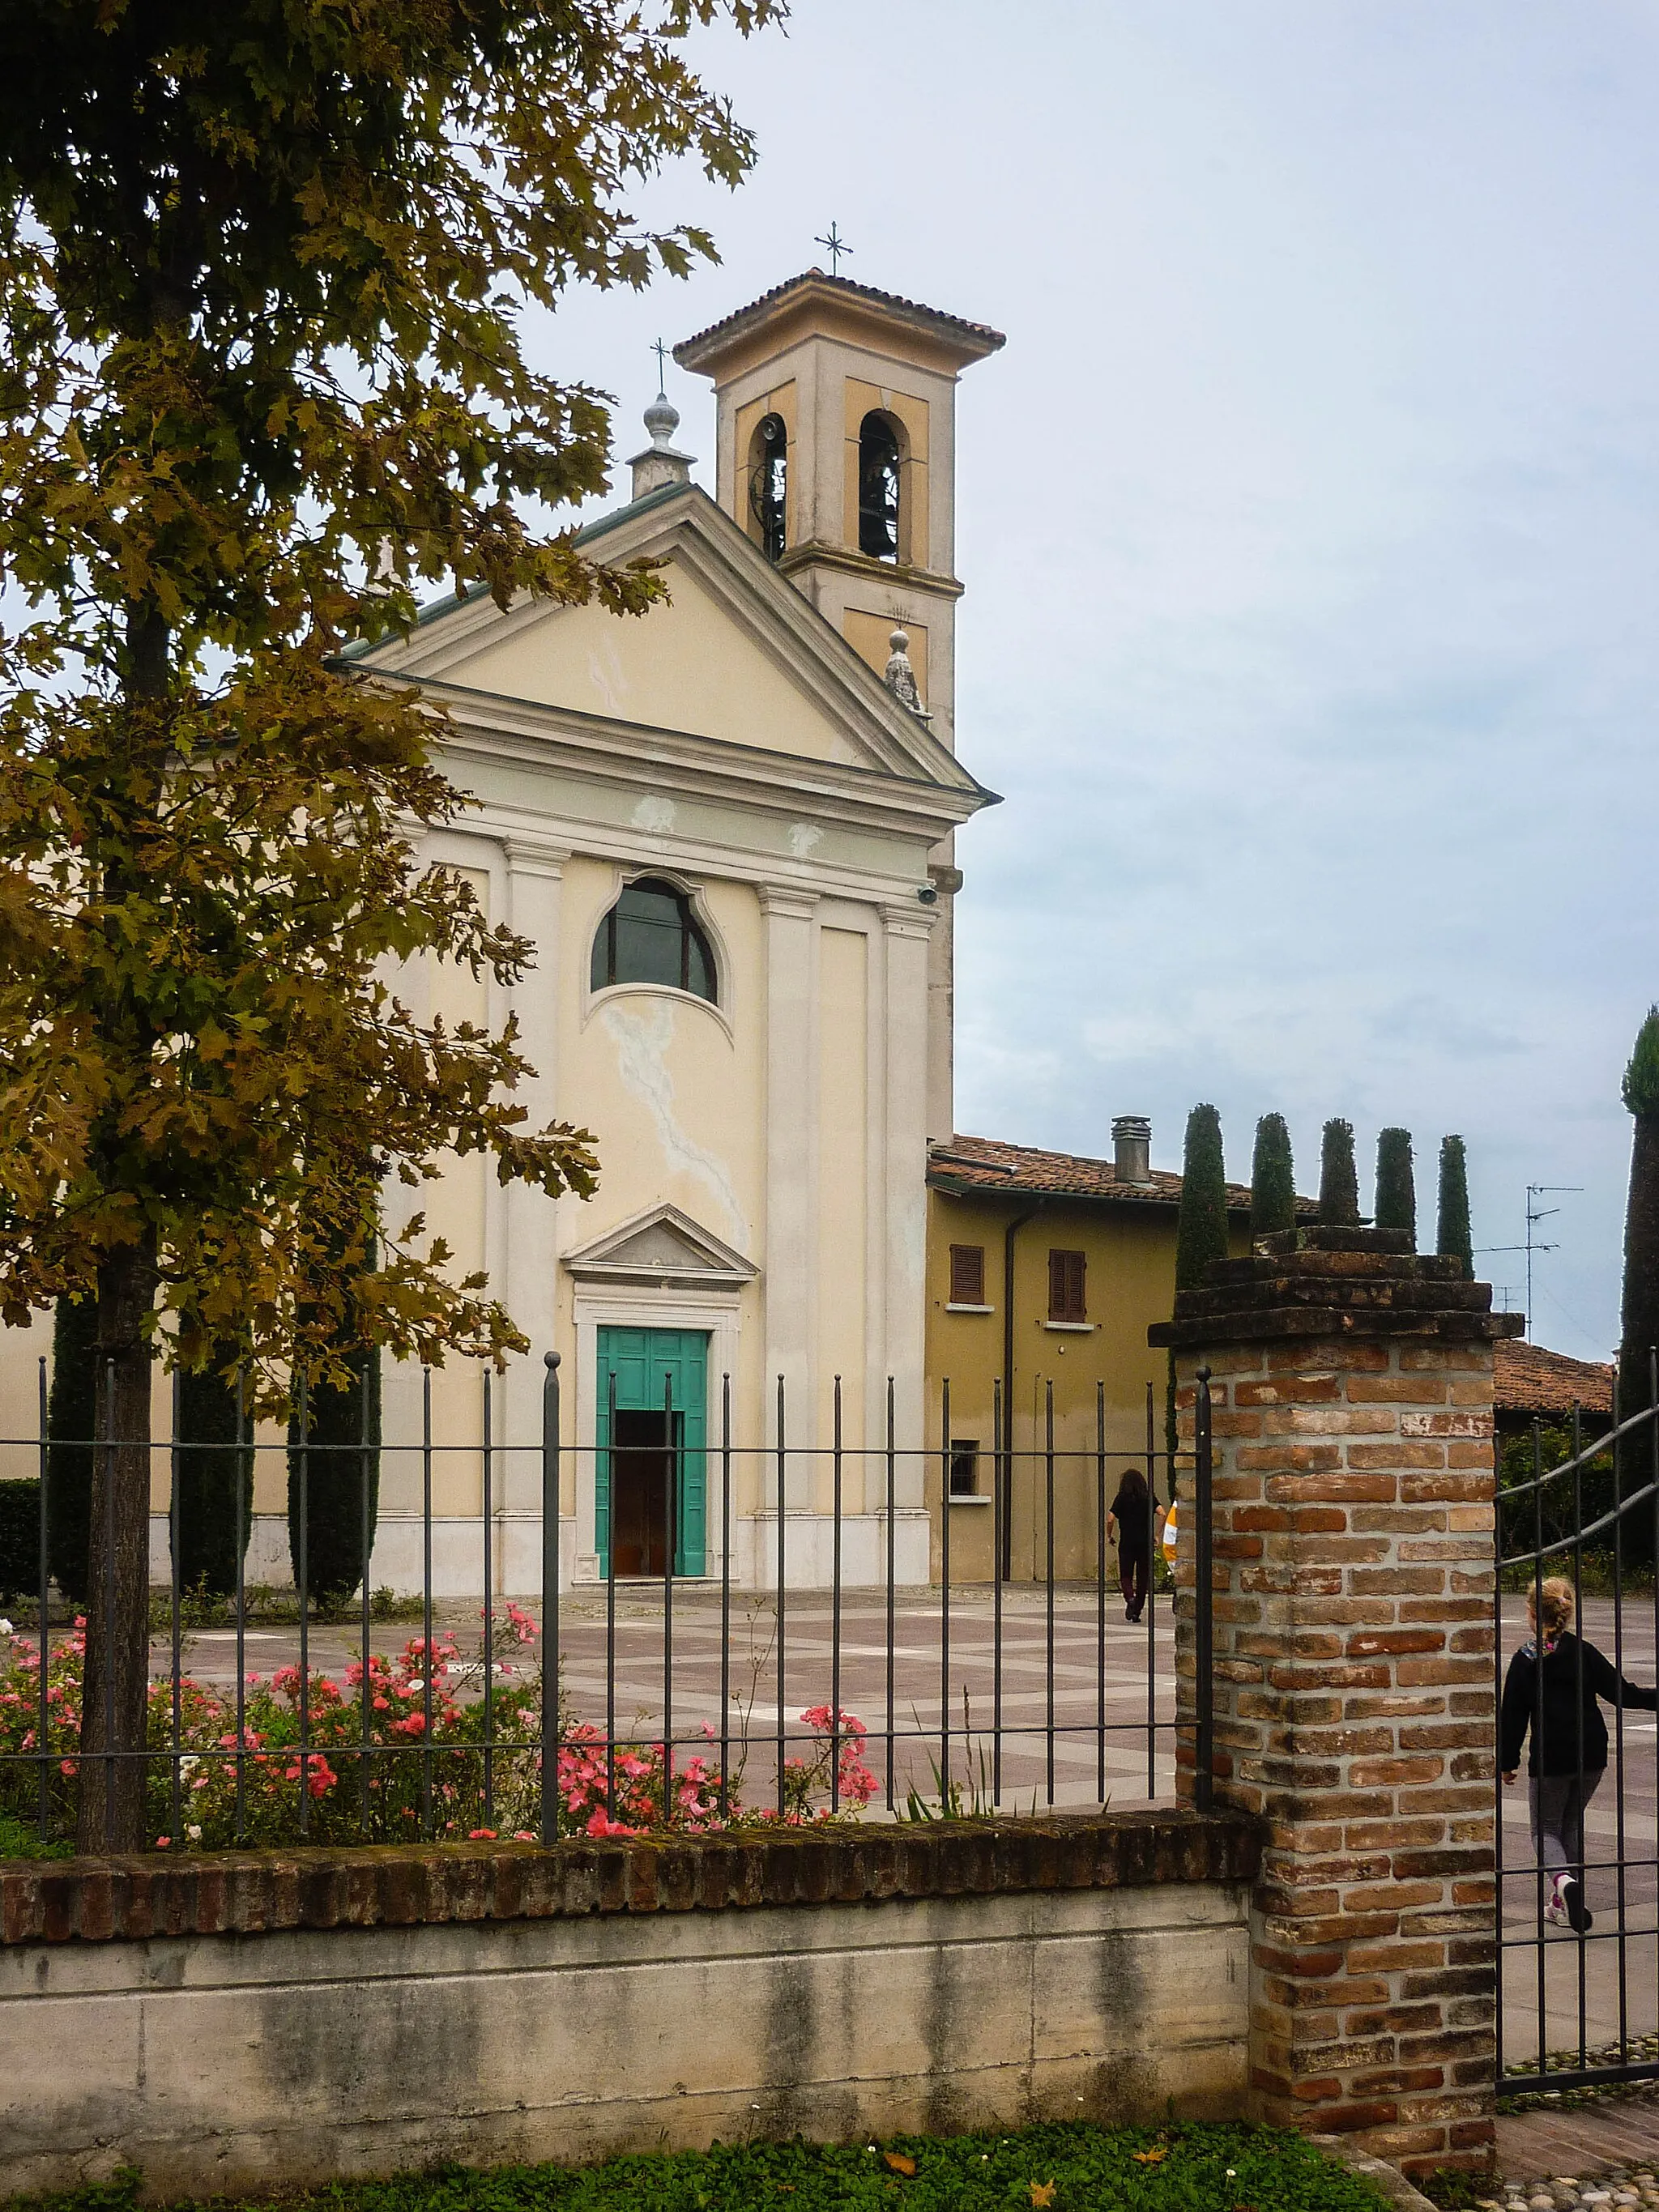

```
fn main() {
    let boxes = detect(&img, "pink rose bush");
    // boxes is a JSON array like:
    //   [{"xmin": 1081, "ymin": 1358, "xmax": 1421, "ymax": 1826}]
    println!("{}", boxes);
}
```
[{"xmin": 0, "ymin": 1611, "xmax": 876, "ymax": 1850}]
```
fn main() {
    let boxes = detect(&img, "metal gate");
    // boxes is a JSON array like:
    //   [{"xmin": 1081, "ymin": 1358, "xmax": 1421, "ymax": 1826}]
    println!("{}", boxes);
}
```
[{"xmin": 1495, "ymin": 1359, "xmax": 1659, "ymax": 2095}]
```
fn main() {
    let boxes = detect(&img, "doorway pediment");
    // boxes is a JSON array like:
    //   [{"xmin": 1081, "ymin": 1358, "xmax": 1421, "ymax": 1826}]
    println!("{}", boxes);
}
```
[{"xmin": 562, "ymin": 1204, "xmax": 757, "ymax": 1289}]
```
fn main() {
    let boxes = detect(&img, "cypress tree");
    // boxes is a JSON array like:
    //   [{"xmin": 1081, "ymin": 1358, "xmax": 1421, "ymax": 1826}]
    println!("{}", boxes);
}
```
[
  {"xmin": 1249, "ymin": 1113, "xmax": 1297, "ymax": 1239},
  {"xmin": 45, "ymin": 1297, "xmax": 98, "ymax": 1603},
  {"xmin": 1318, "ymin": 1119, "xmax": 1360, "ymax": 1226},
  {"xmin": 1375, "ymin": 1127, "xmax": 1417, "ymax": 1244},
  {"xmin": 1168, "ymin": 1105, "xmax": 1230, "ymax": 1471},
  {"xmin": 1618, "ymin": 1008, "xmax": 1659, "ymax": 1426},
  {"xmin": 1436, "ymin": 1135, "xmax": 1473, "ymax": 1280},
  {"xmin": 1175, "ymin": 1103, "xmax": 1230, "ymax": 1289},
  {"xmin": 288, "ymin": 1346, "xmax": 382, "ymax": 1605},
  {"xmin": 175, "ymin": 1359, "xmax": 254, "ymax": 1596}
]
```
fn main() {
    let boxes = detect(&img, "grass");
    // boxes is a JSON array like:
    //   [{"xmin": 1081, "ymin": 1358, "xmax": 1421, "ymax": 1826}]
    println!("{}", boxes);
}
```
[
  {"xmin": 0, "ymin": 1810, "xmax": 72, "ymax": 1860},
  {"xmin": 2, "ymin": 2124, "xmax": 1391, "ymax": 2212},
  {"xmin": 144, "ymin": 1582, "xmax": 428, "ymax": 1630},
  {"xmin": 1417, "ymin": 2171, "xmax": 1486, "ymax": 2210}
]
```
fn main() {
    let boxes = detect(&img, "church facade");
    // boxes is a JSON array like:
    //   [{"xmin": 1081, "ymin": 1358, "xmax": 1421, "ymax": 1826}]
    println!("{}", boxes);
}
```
[
  {"xmin": 0, "ymin": 269, "xmax": 1008, "ymax": 1593},
  {"xmin": 335, "ymin": 271, "xmax": 1004, "ymax": 1592}
]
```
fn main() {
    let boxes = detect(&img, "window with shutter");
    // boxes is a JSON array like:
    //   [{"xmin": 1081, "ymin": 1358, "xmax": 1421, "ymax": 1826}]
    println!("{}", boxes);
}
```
[
  {"xmin": 1047, "ymin": 1248, "xmax": 1086, "ymax": 1323},
  {"xmin": 948, "ymin": 1243, "xmax": 986, "ymax": 1306}
]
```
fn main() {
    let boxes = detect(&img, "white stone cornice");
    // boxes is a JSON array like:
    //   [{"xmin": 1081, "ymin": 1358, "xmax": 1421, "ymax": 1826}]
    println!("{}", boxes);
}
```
[
  {"xmin": 422, "ymin": 685, "xmax": 990, "ymax": 842},
  {"xmin": 757, "ymin": 884, "xmax": 821, "ymax": 921},
  {"xmin": 879, "ymin": 899, "xmax": 937, "ymax": 940},
  {"xmin": 500, "ymin": 834, "xmax": 572, "ymax": 878}
]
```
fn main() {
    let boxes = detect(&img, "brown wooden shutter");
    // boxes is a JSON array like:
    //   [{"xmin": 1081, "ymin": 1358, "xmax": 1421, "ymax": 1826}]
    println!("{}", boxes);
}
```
[
  {"xmin": 1048, "ymin": 1248, "xmax": 1086, "ymax": 1322},
  {"xmin": 949, "ymin": 1243, "xmax": 985, "ymax": 1306}
]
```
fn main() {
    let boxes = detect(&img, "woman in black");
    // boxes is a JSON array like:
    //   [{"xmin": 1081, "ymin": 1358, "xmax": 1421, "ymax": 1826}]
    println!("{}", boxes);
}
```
[
  {"xmin": 1499, "ymin": 1576, "xmax": 1658, "ymax": 1933},
  {"xmin": 1106, "ymin": 1468, "xmax": 1162, "ymax": 1625}
]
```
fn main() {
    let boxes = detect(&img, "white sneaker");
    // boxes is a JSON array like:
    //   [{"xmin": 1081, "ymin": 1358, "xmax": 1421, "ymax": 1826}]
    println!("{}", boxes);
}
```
[{"xmin": 1544, "ymin": 1894, "xmax": 1567, "ymax": 1927}]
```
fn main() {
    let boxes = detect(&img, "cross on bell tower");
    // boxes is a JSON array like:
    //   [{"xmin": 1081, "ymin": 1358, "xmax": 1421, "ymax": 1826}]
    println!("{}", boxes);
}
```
[{"xmin": 812, "ymin": 223, "xmax": 852, "ymax": 276}]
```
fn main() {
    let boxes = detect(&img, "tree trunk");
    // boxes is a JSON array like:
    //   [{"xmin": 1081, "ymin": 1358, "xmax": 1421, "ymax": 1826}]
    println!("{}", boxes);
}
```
[
  {"xmin": 77, "ymin": 1234, "xmax": 159, "ymax": 1852},
  {"xmin": 77, "ymin": 594, "xmax": 171, "ymax": 1854}
]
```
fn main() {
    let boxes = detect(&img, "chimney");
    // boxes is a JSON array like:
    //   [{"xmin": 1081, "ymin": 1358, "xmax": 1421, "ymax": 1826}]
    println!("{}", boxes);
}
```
[{"xmin": 1112, "ymin": 1115, "xmax": 1153, "ymax": 1187}]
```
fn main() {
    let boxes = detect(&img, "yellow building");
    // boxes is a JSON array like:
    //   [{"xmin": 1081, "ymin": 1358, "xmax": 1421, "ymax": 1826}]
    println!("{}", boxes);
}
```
[{"xmin": 923, "ymin": 1119, "xmax": 1256, "ymax": 1583}]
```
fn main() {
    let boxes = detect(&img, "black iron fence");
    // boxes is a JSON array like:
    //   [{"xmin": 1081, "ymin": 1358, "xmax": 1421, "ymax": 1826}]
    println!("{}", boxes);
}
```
[
  {"xmin": 0, "ymin": 1358, "xmax": 1186, "ymax": 1854},
  {"xmin": 1495, "ymin": 1355, "xmax": 1659, "ymax": 2096}
]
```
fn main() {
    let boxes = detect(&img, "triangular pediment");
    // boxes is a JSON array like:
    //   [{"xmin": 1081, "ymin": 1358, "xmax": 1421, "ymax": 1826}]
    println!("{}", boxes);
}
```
[
  {"xmin": 562, "ymin": 1204, "xmax": 757, "ymax": 1285},
  {"xmin": 348, "ymin": 486, "xmax": 984, "ymax": 798}
]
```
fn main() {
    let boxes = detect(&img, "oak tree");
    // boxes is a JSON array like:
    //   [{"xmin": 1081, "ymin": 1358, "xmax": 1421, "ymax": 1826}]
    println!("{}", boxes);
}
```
[{"xmin": 0, "ymin": 0, "xmax": 777, "ymax": 1847}]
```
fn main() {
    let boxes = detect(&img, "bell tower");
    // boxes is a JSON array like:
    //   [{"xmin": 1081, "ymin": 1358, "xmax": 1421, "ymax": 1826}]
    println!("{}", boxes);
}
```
[
  {"xmin": 673, "ymin": 268, "xmax": 1004, "ymax": 752},
  {"xmin": 676, "ymin": 271, "xmax": 1004, "ymax": 1145}
]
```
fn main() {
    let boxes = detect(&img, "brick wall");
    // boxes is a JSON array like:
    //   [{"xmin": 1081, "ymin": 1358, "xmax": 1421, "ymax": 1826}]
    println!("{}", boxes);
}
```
[{"xmin": 1153, "ymin": 1226, "xmax": 1520, "ymax": 2182}]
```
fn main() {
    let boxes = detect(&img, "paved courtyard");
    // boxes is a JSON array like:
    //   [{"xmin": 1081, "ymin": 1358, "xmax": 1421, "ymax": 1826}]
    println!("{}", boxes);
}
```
[{"xmin": 163, "ymin": 1579, "xmax": 1180, "ymax": 1814}]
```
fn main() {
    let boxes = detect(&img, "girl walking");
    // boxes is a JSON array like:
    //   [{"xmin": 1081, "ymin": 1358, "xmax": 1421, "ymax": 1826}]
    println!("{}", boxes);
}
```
[
  {"xmin": 1499, "ymin": 1577, "xmax": 1658, "ymax": 1933},
  {"xmin": 1106, "ymin": 1467, "xmax": 1163, "ymax": 1625}
]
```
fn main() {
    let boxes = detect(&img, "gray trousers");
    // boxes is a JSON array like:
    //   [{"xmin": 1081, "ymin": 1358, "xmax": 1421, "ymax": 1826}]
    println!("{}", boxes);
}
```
[{"xmin": 1529, "ymin": 1770, "xmax": 1602, "ymax": 1881}]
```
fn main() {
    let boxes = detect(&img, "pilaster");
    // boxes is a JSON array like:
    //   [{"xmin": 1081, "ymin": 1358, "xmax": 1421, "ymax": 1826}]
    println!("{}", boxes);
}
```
[
  {"xmin": 498, "ymin": 837, "xmax": 569, "ymax": 1547},
  {"xmin": 760, "ymin": 886, "xmax": 819, "ymax": 1498},
  {"xmin": 881, "ymin": 898, "xmax": 936, "ymax": 1508},
  {"xmin": 1152, "ymin": 1228, "xmax": 1522, "ymax": 2182}
]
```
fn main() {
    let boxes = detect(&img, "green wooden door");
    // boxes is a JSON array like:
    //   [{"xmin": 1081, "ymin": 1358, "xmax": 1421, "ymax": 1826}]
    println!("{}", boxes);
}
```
[{"xmin": 595, "ymin": 1328, "xmax": 708, "ymax": 1578}]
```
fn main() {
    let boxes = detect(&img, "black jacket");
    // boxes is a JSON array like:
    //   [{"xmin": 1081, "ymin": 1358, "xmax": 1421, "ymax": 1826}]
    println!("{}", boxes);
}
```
[{"xmin": 1499, "ymin": 1631, "xmax": 1657, "ymax": 1777}]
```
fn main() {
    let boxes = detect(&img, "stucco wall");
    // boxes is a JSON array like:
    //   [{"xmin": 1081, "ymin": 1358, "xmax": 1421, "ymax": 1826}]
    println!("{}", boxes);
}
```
[
  {"xmin": 923, "ymin": 1190, "xmax": 1254, "ymax": 1582},
  {"xmin": 0, "ymin": 1813, "xmax": 1256, "ymax": 2199}
]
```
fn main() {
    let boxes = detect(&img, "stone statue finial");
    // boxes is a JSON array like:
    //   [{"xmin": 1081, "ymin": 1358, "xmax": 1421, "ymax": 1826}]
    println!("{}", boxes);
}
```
[
  {"xmin": 642, "ymin": 390, "xmax": 680, "ymax": 452},
  {"xmin": 883, "ymin": 626, "xmax": 923, "ymax": 714},
  {"xmin": 629, "ymin": 388, "xmax": 695, "ymax": 500}
]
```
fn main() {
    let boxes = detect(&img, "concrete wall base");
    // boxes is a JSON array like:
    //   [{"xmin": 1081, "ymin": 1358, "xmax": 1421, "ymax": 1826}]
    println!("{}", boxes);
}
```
[{"xmin": 0, "ymin": 1819, "xmax": 1255, "ymax": 2199}]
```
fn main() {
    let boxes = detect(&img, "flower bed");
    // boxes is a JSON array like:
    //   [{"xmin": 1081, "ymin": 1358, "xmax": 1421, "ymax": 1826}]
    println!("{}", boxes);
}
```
[{"xmin": 0, "ymin": 1608, "xmax": 876, "ymax": 1851}]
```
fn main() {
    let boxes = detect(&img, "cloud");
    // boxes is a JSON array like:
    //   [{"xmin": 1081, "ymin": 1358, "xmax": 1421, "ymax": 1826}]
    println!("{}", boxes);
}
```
[{"xmin": 529, "ymin": 0, "xmax": 1659, "ymax": 1360}]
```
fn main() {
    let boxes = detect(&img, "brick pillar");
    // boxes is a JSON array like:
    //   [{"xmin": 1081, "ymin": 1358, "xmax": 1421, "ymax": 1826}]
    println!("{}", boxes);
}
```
[{"xmin": 1150, "ymin": 1227, "xmax": 1521, "ymax": 2182}]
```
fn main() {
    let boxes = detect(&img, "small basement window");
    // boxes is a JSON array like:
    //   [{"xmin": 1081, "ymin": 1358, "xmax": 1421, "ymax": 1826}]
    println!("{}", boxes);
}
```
[{"xmin": 949, "ymin": 1440, "xmax": 980, "ymax": 1497}]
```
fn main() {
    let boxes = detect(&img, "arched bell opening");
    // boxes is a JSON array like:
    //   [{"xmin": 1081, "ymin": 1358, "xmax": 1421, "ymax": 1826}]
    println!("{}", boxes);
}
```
[
  {"xmin": 748, "ymin": 412, "xmax": 788, "ymax": 563},
  {"xmin": 857, "ymin": 409, "xmax": 905, "ymax": 564}
]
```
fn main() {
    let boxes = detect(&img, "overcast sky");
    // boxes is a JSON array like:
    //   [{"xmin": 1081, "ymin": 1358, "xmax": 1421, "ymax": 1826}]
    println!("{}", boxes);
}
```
[{"xmin": 538, "ymin": 0, "xmax": 1659, "ymax": 1362}]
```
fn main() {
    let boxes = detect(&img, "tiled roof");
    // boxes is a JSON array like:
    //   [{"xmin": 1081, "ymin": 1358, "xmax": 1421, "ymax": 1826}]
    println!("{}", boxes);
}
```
[
  {"xmin": 928, "ymin": 1133, "xmax": 1258, "ymax": 1211},
  {"xmin": 1494, "ymin": 1338, "xmax": 1614, "ymax": 1418},
  {"xmin": 675, "ymin": 270, "xmax": 1005, "ymax": 366}
]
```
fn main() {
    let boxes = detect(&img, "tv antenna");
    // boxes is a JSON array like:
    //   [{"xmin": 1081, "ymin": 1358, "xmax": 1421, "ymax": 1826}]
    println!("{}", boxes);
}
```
[
  {"xmin": 1473, "ymin": 1183, "xmax": 1581, "ymax": 1339},
  {"xmin": 1525, "ymin": 1185, "xmax": 1580, "ymax": 1340}
]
